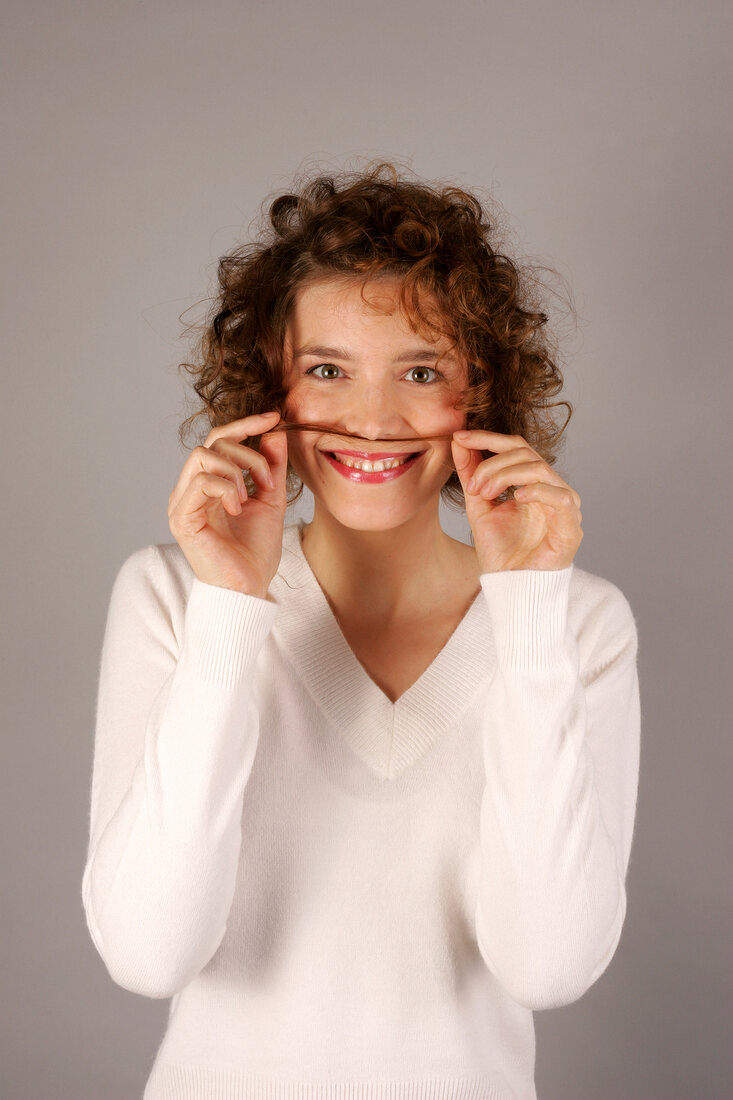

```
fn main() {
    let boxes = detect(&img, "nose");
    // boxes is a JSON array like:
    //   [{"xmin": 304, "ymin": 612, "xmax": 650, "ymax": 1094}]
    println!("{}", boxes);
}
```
[{"xmin": 339, "ymin": 382, "xmax": 408, "ymax": 441}]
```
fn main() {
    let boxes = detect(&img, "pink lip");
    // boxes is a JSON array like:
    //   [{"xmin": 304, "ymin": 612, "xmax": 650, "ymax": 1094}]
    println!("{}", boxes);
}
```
[{"xmin": 322, "ymin": 451, "xmax": 423, "ymax": 483}]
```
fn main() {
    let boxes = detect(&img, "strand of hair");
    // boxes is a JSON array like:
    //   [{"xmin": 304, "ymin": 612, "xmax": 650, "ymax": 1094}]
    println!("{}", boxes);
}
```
[{"xmin": 267, "ymin": 420, "xmax": 459, "ymax": 444}]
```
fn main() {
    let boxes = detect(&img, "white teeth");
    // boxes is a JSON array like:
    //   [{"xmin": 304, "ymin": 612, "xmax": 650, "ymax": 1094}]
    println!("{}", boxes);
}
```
[{"xmin": 331, "ymin": 453, "xmax": 414, "ymax": 472}]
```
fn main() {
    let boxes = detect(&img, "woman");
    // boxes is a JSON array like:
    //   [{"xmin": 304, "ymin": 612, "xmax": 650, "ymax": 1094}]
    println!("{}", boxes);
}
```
[{"xmin": 82, "ymin": 162, "xmax": 640, "ymax": 1100}]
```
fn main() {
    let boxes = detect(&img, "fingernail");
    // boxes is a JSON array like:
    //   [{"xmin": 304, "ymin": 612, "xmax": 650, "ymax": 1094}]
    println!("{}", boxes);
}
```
[
  {"xmin": 455, "ymin": 430, "xmax": 471, "ymax": 439},
  {"xmin": 467, "ymin": 477, "xmax": 477, "ymax": 493}
]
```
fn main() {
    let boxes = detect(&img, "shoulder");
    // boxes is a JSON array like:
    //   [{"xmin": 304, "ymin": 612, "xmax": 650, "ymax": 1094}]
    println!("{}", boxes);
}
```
[
  {"xmin": 113, "ymin": 541, "xmax": 193, "ymax": 598},
  {"xmin": 107, "ymin": 542, "xmax": 195, "ymax": 650},
  {"xmin": 568, "ymin": 564, "xmax": 640, "ymax": 678}
]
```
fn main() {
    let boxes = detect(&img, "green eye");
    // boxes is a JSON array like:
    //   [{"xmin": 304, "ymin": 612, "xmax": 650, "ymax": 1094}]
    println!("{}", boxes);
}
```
[{"xmin": 306, "ymin": 363, "xmax": 342, "ymax": 379}]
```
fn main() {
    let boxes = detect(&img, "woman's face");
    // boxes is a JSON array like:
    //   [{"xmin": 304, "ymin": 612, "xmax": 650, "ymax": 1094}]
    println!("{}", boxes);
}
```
[{"xmin": 281, "ymin": 276, "xmax": 469, "ymax": 532}]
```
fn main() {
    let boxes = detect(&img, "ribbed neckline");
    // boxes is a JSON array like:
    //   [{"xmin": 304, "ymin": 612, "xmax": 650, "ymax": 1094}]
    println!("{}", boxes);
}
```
[{"xmin": 268, "ymin": 520, "xmax": 496, "ymax": 781}]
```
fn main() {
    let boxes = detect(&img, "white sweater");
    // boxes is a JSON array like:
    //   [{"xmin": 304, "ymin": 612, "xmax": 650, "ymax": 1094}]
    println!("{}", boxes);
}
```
[{"xmin": 81, "ymin": 518, "xmax": 641, "ymax": 1100}]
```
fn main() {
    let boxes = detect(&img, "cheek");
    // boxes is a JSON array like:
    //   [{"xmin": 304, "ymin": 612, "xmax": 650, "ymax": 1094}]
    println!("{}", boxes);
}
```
[
  {"xmin": 283, "ymin": 384, "xmax": 322, "ymax": 423},
  {"xmin": 423, "ymin": 399, "xmax": 466, "ymax": 436},
  {"xmin": 441, "ymin": 399, "xmax": 465, "ymax": 422},
  {"xmin": 282, "ymin": 386, "xmax": 299, "ymax": 418}
]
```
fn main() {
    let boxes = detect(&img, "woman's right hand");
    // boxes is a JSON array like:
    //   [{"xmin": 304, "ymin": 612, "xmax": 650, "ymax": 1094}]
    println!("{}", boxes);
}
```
[{"xmin": 168, "ymin": 411, "xmax": 288, "ymax": 598}]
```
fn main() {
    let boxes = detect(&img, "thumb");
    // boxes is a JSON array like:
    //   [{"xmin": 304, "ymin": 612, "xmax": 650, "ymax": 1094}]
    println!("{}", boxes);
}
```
[
  {"xmin": 259, "ymin": 429, "xmax": 289, "ymax": 498},
  {"xmin": 450, "ymin": 438, "xmax": 481, "ymax": 493}
]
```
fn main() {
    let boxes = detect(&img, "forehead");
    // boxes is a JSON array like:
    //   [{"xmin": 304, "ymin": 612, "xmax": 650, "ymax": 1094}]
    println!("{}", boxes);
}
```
[{"xmin": 285, "ymin": 276, "xmax": 454, "ymax": 347}]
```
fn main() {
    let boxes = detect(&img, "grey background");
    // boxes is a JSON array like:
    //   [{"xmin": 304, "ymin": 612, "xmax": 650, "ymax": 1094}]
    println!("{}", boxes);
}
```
[{"xmin": 2, "ymin": 1, "xmax": 730, "ymax": 1097}]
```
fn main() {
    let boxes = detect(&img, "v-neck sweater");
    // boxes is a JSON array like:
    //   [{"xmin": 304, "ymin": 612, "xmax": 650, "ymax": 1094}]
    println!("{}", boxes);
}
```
[{"xmin": 82, "ymin": 519, "xmax": 641, "ymax": 1100}]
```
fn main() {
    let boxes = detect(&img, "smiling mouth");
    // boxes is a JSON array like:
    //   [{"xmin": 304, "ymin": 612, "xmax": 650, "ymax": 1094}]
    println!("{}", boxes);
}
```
[{"xmin": 321, "ymin": 450, "xmax": 423, "ymax": 472}]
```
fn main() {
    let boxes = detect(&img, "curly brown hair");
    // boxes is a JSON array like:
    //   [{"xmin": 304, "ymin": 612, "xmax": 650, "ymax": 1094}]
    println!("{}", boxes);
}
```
[{"xmin": 178, "ymin": 158, "xmax": 574, "ymax": 510}]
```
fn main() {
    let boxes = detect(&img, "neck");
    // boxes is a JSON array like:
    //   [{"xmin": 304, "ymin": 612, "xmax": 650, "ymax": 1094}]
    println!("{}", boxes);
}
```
[{"xmin": 300, "ymin": 501, "xmax": 470, "ymax": 625}]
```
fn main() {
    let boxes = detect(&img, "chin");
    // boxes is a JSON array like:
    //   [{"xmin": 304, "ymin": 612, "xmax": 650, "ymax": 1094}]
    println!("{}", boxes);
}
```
[
  {"xmin": 293, "ymin": 457, "xmax": 444, "ymax": 531},
  {"xmin": 311, "ymin": 493, "xmax": 440, "ymax": 533}
]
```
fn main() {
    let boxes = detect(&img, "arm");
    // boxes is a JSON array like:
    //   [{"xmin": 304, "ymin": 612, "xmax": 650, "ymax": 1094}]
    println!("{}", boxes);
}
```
[
  {"xmin": 474, "ymin": 565, "xmax": 640, "ymax": 1010},
  {"xmin": 81, "ymin": 545, "xmax": 278, "ymax": 998}
]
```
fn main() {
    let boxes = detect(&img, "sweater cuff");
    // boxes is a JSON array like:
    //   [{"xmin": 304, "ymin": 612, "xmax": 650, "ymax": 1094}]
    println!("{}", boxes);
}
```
[
  {"xmin": 179, "ymin": 578, "xmax": 279, "ymax": 689},
  {"xmin": 479, "ymin": 564, "xmax": 573, "ymax": 670}
]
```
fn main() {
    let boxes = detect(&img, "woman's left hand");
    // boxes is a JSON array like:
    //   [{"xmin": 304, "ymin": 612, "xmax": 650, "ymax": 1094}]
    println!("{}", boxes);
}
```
[{"xmin": 451, "ymin": 430, "xmax": 584, "ymax": 573}]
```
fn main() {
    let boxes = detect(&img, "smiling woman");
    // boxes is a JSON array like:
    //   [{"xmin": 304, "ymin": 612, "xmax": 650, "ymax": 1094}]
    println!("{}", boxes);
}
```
[
  {"xmin": 177, "ymin": 159, "xmax": 573, "ymax": 514},
  {"xmin": 82, "ymin": 159, "xmax": 641, "ymax": 1100}
]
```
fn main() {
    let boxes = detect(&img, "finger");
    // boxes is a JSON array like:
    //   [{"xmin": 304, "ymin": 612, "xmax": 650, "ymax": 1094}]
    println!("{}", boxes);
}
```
[
  {"xmin": 473, "ymin": 459, "xmax": 572, "ymax": 500},
  {"xmin": 209, "ymin": 438, "xmax": 276, "ymax": 493},
  {"xmin": 204, "ymin": 410, "xmax": 281, "ymax": 447},
  {"xmin": 453, "ymin": 429, "xmax": 532, "ymax": 454},
  {"xmin": 256, "ymin": 428, "xmax": 289, "ymax": 502},
  {"xmin": 173, "ymin": 471, "xmax": 244, "ymax": 530},
  {"xmin": 169, "ymin": 444, "xmax": 251, "ymax": 515},
  {"xmin": 450, "ymin": 438, "xmax": 484, "ymax": 493},
  {"xmin": 514, "ymin": 481, "xmax": 583, "ymax": 518},
  {"xmin": 466, "ymin": 447, "xmax": 539, "ymax": 491}
]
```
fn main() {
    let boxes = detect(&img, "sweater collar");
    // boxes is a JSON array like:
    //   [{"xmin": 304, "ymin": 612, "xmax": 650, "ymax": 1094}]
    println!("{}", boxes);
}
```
[{"xmin": 269, "ymin": 520, "xmax": 495, "ymax": 781}]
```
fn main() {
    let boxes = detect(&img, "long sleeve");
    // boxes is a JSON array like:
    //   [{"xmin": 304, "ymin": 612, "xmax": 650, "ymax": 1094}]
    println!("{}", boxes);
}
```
[
  {"xmin": 81, "ymin": 545, "xmax": 279, "ymax": 999},
  {"xmin": 474, "ymin": 564, "xmax": 640, "ymax": 1011}
]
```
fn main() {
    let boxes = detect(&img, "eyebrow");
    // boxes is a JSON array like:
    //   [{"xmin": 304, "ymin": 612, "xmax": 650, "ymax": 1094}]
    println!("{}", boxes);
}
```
[{"xmin": 292, "ymin": 344, "xmax": 456, "ymax": 364}]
